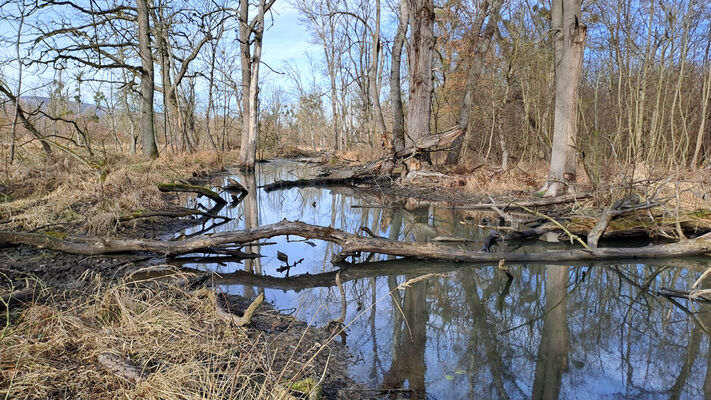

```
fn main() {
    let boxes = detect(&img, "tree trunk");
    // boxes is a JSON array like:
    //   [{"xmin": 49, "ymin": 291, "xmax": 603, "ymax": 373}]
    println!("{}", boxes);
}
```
[
  {"xmin": 370, "ymin": 0, "xmax": 387, "ymax": 143},
  {"xmin": 137, "ymin": 0, "xmax": 158, "ymax": 158},
  {"xmin": 242, "ymin": 0, "xmax": 265, "ymax": 170},
  {"xmin": 406, "ymin": 0, "xmax": 435, "ymax": 144},
  {"xmin": 543, "ymin": 0, "xmax": 586, "ymax": 196},
  {"xmin": 9, "ymin": 10, "xmax": 25, "ymax": 164},
  {"xmin": 389, "ymin": 0, "xmax": 408, "ymax": 155},
  {"xmin": 238, "ymin": 0, "xmax": 254, "ymax": 169}
]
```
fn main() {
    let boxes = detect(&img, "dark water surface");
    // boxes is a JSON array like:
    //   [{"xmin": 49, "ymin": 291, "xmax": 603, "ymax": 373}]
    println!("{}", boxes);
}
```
[{"xmin": 176, "ymin": 160, "xmax": 711, "ymax": 400}]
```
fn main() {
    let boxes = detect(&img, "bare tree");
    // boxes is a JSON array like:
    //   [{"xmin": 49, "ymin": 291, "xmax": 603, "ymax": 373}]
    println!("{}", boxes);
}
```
[
  {"xmin": 137, "ymin": 0, "xmax": 158, "ymax": 157},
  {"xmin": 541, "ymin": 0, "xmax": 586, "ymax": 196},
  {"xmin": 388, "ymin": 0, "xmax": 408, "ymax": 155},
  {"xmin": 405, "ymin": 0, "xmax": 436, "ymax": 146}
]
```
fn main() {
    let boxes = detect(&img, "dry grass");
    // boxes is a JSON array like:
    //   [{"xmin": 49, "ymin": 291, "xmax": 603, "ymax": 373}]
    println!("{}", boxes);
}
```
[
  {"xmin": 0, "ymin": 271, "xmax": 328, "ymax": 400},
  {"xmin": 0, "ymin": 150, "xmax": 234, "ymax": 234}
]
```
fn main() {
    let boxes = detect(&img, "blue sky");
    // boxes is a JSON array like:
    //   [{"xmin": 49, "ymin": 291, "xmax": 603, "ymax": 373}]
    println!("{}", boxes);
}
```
[
  {"xmin": 262, "ymin": 2, "xmax": 318, "ymax": 73},
  {"xmin": 0, "ymin": 1, "xmax": 319, "ymax": 107}
]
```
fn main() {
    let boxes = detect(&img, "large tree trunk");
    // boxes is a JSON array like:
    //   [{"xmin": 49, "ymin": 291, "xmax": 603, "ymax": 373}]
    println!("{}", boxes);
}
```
[
  {"xmin": 242, "ymin": 0, "xmax": 264, "ymax": 169},
  {"xmin": 542, "ymin": 0, "xmax": 586, "ymax": 196},
  {"xmin": 406, "ymin": 0, "xmax": 435, "ymax": 145},
  {"xmin": 389, "ymin": 0, "xmax": 408, "ymax": 155},
  {"xmin": 137, "ymin": 0, "xmax": 158, "ymax": 158},
  {"xmin": 238, "ymin": 0, "xmax": 252, "ymax": 168}
]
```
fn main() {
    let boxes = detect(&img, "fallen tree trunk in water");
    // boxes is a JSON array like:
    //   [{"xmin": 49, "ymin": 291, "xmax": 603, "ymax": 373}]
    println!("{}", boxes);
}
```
[
  {"xmin": 157, "ymin": 183, "xmax": 226, "ymax": 204},
  {"xmin": 2, "ymin": 220, "xmax": 711, "ymax": 263}
]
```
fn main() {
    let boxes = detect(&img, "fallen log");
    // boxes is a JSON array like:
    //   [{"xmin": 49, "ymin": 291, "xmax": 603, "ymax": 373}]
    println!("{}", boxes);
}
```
[
  {"xmin": 455, "ymin": 193, "xmax": 591, "ymax": 210},
  {"xmin": 2, "ymin": 220, "xmax": 711, "ymax": 263},
  {"xmin": 1, "ymin": 287, "xmax": 36, "ymax": 307},
  {"xmin": 119, "ymin": 207, "xmax": 231, "ymax": 222},
  {"xmin": 157, "ymin": 183, "xmax": 226, "ymax": 204},
  {"xmin": 261, "ymin": 176, "xmax": 376, "ymax": 192},
  {"xmin": 351, "ymin": 193, "xmax": 591, "ymax": 211}
]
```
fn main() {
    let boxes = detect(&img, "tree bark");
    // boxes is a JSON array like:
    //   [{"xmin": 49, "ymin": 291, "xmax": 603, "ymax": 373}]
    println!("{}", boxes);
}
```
[
  {"xmin": 137, "ymin": 0, "xmax": 158, "ymax": 158},
  {"xmin": 389, "ymin": 0, "xmax": 408, "ymax": 155},
  {"xmin": 543, "ymin": 0, "xmax": 586, "ymax": 196},
  {"xmin": 406, "ymin": 0, "xmax": 435, "ymax": 144},
  {"xmin": 370, "ymin": 0, "xmax": 387, "ymax": 143},
  {"xmin": 244, "ymin": 0, "xmax": 265, "ymax": 169}
]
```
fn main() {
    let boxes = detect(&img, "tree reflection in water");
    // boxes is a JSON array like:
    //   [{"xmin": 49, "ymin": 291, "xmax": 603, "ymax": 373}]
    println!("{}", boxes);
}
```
[{"xmin": 178, "ymin": 161, "xmax": 711, "ymax": 399}]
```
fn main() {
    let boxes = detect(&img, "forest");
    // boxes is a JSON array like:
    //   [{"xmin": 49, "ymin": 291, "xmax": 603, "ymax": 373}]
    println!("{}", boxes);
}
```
[{"xmin": 1, "ymin": 0, "xmax": 711, "ymax": 399}]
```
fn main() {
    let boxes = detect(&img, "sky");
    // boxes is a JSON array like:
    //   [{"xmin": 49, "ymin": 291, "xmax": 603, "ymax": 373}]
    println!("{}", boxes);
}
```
[
  {"xmin": 0, "ymin": 1, "xmax": 318, "ymax": 106},
  {"xmin": 261, "ymin": 2, "xmax": 319, "ymax": 75}
]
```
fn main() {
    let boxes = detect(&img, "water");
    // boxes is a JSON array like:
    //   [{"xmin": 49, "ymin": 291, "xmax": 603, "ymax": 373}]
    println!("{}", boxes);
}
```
[{"xmin": 175, "ymin": 160, "xmax": 711, "ymax": 400}]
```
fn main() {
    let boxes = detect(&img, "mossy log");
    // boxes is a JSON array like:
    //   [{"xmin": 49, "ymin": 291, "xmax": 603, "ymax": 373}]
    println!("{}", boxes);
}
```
[
  {"xmin": 567, "ymin": 209, "xmax": 711, "ymax": 239},
  {"xmin": 157, "ymin": 183, "xmax": 226, "ymax": 204}
]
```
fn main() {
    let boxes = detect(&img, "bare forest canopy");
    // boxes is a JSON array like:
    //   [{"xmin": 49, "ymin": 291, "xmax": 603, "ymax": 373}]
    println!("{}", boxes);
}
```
[{"xmin": 0, "ymin": 0, "xmax": 709, "ymax": 189}]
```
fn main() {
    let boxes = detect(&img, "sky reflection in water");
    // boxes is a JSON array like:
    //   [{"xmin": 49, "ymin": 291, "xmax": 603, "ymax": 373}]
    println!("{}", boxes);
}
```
[{"xmin": 177, "ymin": 160, "xmax": 711, "ymax": 400}]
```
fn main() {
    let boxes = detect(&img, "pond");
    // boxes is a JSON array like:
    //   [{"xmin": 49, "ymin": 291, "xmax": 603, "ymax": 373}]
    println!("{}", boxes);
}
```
[{"xmin": 176, "ymin": 160, "xmax": 711, "ymax": 400}]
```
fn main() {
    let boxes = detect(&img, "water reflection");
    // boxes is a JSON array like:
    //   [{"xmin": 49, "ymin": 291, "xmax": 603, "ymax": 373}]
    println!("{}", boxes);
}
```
[{"xmin": 175, "ymin": 161, "xmax": 711, "ymax": 399}]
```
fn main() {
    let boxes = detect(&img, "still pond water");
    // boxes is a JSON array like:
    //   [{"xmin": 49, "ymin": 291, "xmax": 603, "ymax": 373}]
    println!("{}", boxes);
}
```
[{"xmin": 176, "ymin": 160, "xmax": 711, "ymax": 400}]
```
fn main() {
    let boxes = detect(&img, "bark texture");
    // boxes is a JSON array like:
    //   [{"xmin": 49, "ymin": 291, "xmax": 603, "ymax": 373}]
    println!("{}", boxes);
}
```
[
  {"xmin": 406, "ymin": 0, "xmax": 435, "ymax": 144},
  {"xmin": 137, "ymin": 0, "xmax": 158, "ymax": 158},
  {"xmin": 543, "ymin": 0, "xmax": 587, "ymax": 196}
]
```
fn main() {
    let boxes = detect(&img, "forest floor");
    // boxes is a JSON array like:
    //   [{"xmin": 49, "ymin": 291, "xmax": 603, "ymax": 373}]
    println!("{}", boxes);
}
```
[{"xmin": 1, "ymin": 147, "xmax": 711, "ymax": 399}]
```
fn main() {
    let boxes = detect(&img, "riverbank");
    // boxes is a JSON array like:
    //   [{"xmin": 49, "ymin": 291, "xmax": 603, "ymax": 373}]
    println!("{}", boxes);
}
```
[
  {"xmin": 2, "ymin": 150, "xmax": 711, "ymax": 399},
  {"xmin": 0, "ymin": 152, "xmax": 370, "ymax": 399}
]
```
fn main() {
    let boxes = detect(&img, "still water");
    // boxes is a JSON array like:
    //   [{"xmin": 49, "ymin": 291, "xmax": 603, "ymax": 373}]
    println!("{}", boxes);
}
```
[{"xmin": 176, "ymin": 160, "xmax": 711, "ymax": 399}]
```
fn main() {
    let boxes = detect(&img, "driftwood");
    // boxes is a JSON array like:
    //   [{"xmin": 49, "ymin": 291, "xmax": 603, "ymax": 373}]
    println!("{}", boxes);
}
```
[
  {"xmin": 2, "ymin": 220, "xmax": 711, "ymax": 264},
  {"xmin": 157, "ymin": 183, "xmax": 226, "ymax": 204},
  {"xmin": 212, "ymin": 291, "xmax": 263, "ymax": 326}
]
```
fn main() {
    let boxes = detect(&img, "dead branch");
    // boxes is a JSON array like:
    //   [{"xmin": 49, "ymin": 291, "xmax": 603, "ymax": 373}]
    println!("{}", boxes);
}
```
[
  {"xmin": 213, "ymin": 291, "xmax": 264, "ymax": 327},
  {"xmin": 1, "ymin": 287, "xmax": 36, "ymax": 306},
  {"xmin": 119, "ymin": 207, "xmax": 232, "ymax": 222},
  {"xmin": 157, "ymin": 183, "xmax": 226, "ymax": 204},
  {"xmin": 261, "ymin": 176, "xmax": 376, "ymax": 192}
]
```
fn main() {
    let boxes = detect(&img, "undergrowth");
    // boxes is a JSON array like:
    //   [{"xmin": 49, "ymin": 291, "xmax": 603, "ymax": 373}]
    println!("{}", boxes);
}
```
[
  {"xmin": 0, "ymin": 270, "xmax": 328, "ymax": 400},
  {"xmin": 0, "ymin": 150, "xmax": 232, "ymax": 235}
]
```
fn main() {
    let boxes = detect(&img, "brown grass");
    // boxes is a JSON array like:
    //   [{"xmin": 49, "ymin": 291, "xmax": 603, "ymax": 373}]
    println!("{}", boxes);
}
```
[
  {"xmin": 0, "ymin": 150, "xmax": 234, "ymax": 234},
  {"xmin": 0, "ymin": 271, "xmax": 329, "ymax": 400}
]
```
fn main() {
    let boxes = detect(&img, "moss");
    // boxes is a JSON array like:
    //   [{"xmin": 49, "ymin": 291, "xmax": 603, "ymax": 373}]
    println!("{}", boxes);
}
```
[{"xmin": 43, "ymin": 231, "xmax": 68, "ymax": 239}]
